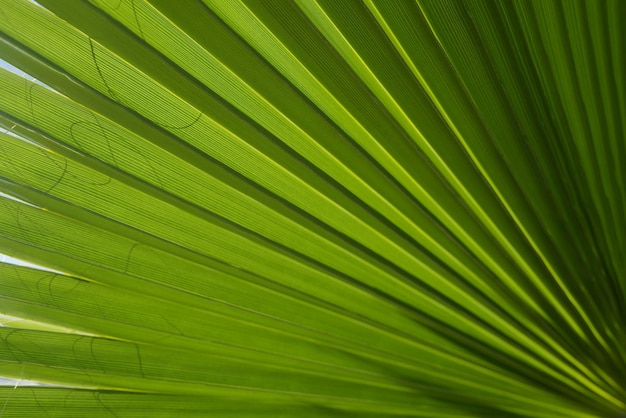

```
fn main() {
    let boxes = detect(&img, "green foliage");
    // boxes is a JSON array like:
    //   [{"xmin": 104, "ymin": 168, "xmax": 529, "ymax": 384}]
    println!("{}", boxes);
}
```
[{"xmin": 0, "ymin": 0, "xmax": 624, "ymax": 416}]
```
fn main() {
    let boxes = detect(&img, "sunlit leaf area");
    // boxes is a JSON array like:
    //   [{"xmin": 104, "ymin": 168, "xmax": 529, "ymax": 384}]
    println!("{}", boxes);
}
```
[{"xmin": 0, "ymin": 1, "xmax": 624, "ymax": 417}]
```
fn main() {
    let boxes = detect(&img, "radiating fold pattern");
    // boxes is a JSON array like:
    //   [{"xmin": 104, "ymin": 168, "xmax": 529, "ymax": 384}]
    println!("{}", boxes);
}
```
[{"xmin": 0, "ymin": 1, "xmax": 624, "ymax": 417}]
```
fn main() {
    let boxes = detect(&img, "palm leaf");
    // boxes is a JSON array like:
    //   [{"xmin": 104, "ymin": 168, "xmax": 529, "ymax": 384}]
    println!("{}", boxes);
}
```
[{"xmin": 0, "ymin": 0, "xmax": 624, "ymax": 416}]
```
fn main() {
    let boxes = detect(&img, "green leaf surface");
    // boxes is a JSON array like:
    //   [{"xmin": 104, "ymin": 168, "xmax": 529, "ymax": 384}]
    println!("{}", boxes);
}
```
[{"xmin": 0, "ymin": 0, "xmax": 624, "ymax": 416}]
